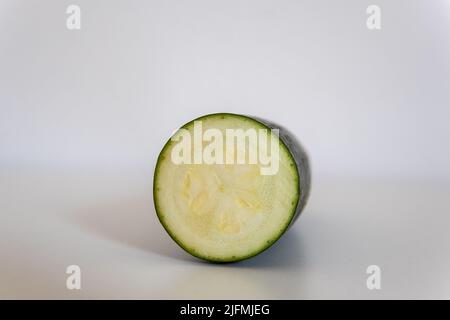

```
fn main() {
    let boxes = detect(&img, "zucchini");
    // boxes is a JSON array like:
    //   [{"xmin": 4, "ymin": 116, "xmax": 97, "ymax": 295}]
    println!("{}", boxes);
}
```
[{"xmin": 153, "ymin": 113, "xmax": 310, "ymax": 262}]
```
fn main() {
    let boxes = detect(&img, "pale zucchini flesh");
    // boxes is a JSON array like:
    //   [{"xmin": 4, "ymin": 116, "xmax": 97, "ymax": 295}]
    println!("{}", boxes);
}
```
[{"xmin": 153, "ymin": 113, "xmax": 310, "ymax": 262}]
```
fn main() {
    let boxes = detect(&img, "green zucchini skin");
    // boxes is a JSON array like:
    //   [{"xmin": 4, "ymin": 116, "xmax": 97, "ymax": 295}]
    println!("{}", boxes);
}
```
[
  {"xmin": 153, "ymin": 113, "xmax": 311, "ymax": 263},
  {"xmin": 253, "ymin": 116, "xmax": 311, "ymax": 228}
]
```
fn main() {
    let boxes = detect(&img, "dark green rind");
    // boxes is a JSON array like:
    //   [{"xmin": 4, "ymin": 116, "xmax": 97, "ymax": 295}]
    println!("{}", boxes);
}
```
[
  {"xmin": 254, "ymin": 117, "xmax": 311, "ymax": 228},
  {"xmin": 153, "ymin": 113, "xmax": 310, "ymax": 263}
]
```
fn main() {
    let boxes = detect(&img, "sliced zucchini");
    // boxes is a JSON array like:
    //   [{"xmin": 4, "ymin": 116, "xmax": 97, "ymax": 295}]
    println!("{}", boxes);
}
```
[{"xmin": 153, "ymin": 113, "xmax": 310, "ymax": 262}]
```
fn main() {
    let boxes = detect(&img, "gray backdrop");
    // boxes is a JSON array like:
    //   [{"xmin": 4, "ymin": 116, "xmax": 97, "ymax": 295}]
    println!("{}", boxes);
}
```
[{"xmin": 1, "ymin": 0, "xmax": 449, "ymax": 299}]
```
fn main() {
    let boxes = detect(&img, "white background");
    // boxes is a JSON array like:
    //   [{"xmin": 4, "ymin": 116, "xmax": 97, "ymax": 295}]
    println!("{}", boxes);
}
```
[{"xmin": 1, "ymin": 0, "xmax": 449, "ymax": 299}]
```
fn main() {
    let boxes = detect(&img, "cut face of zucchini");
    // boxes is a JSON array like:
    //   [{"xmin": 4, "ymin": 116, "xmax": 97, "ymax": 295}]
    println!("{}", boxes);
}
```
[{"xmin": 153, "ymin": 113, "xmax": 310, "ymax": 262}]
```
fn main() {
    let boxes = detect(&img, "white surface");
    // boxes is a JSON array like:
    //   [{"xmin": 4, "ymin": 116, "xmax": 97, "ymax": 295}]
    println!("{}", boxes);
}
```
[
  {"xmin": 1, "ymin": 168, "xmax": 450, "ymax": 299},
  {"xmin": 1, "ymin": 0, "xmax": 450, "ymax": 299}
]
